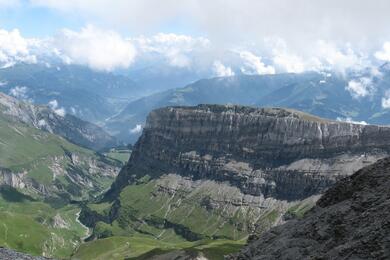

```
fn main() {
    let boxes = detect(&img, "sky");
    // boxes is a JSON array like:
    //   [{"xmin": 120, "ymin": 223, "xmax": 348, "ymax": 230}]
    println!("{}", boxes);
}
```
[{"xmin": 2, "ymin": 0, "xmax": 390, "ymax": 81}]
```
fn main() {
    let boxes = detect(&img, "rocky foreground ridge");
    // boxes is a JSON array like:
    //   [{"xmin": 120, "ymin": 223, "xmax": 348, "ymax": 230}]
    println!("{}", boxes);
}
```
[
  {"xmin": 229, "ymin": 157, "xmax": 390, "ymax": 260},
  {"xmin": 0, "ymin": 247, "xmax": 52, "ymax": 260},
  {"xmin": 87, "ymin": 105, "xmax": 390, "ymax": 243}
]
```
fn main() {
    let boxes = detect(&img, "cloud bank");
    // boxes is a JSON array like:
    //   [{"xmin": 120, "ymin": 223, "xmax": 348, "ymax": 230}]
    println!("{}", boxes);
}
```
[
  {"xmin": 213, "ymin": 60, "xmax": 234, "ymax": 77},
  {"xmin": 0, "ymin": 29, "xmax": 36, "ymax": 67},
  {"xmin": 54, "ymin": 25, "xmax": 136, "ymax": 71}
]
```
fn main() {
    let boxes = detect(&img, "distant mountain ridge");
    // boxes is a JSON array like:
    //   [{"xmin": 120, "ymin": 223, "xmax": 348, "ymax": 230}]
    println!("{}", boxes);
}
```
[
  {"xmin": 105, "ymin": 70, "xmax": 390, "ymax": 143},
  {"xmin": 0, "ymin": 63, "xmax": 140, "ymax": 124}
]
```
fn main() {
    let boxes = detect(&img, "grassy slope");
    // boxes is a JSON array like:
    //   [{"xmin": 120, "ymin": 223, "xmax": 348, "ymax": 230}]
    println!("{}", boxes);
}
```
[
  {"xmin": 104, "ymin": 149, "xmax": 131, "ymax": 165},
  {"xmin": 0, "ymin": 187, "xmax": 88, "ymax": 258},
  {"xmin": 0, "ymin": 114, "xmax": 89, "ymax": 171},
  {"xmin": 0, "ymin": 114, "xmax": 117, "ymax": 199},
  {"xmin": 73, "ymin": 235, "xmax": 245, "ymax": 260},
  {"xmin": 0, "ymin": 115, "xmax": 118, "ymax": 258},
  {"xmin": 75, "ymin": 177, "xmax": 293, "ymax": 259},
  {"xmin": 76, "ymin": 178, "xmax": 319, "ymax": 259},
  {"xmin": 97, "ymin": 180, "xmax": 251, "ymax": 241}
]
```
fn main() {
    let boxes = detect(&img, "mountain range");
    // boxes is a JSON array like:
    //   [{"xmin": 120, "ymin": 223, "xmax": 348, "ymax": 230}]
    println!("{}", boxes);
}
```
[
  {"xmin": 105, "ymin": 68, "xmax": 390, "ymax": 143},
  {"xmin": 0, "ymin": 63, "xmax": 139, "ymax": 124},
  {"xmin": 3, "ymin": 63, "xmax": 390, "ymax": 146},
  {"xmin": 1, "ymin": 60, "xmax": 390, "ymax": 259}
]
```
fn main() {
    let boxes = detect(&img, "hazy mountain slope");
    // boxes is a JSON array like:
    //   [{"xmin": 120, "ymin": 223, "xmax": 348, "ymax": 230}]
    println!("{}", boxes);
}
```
[
  {"xmin": 80, "ymin": 105, "xmax": 390, "ymax": 259},
  {"xmin": 126, "ymin": 63, "xmax": 207, "ymax": 94},
  {"xmin": 106, "ymin": 70, "xmax": 390, "ymax": 143},
  {"xmin": 0, "ymin": 63, "xmax": 139, "ymax": 123},
  {"xmin": 229, "ymin": 157, "xmax": 390, "ymax": 260},
  {"xmin": 0, "ymin": 92, "xmax": 116, "ymax": 151},
  {"xmin": 105, "ymin": 73, "xmax": 306, "ymax": 142}
]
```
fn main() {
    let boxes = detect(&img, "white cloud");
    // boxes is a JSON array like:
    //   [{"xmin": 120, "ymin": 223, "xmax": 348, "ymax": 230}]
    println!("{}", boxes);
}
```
[
  {"xmin": 54, "ymin": 25, "xmax": 136, "ymax": 71},
  {"xmin": 130, "ymin": 124, "xmax": 143, "ymax": 134},
  {"xmin": 0, "ymin": 29, "xmax": 37, "ymax": 67},
  {"xmin": 132, "ymin": 33, "xmax": 210, "ymax": 68},
  {"xmin": 267, "ymin": 38, "xmax": 368, "ymax": 75},
  {"xmin": 382, "ymin": 91, "xmax": 390, "ymax": 109},
  {"xmin": 239, "ymin": 51, "xmax": 275, "ymax": 75},
  {"xmin": 213, "ymin": 60, "xmax": 234, "ymax": 77},
  {"xmin": 317, "ymin": 41, "xmax": 365, "ymax": 75},
  {"xmin": 272, "ymin": 52, "xmax": 306, "ymax": 73},
  {"xmin": 336, "ymin": 117, "xmax": 368, "ymax": 125},
  {"xmin": 48, "ymin": 99, "xmax": 66, "ymax": 117},
  {"xmin": 9, "ymin": 86, "xmax": 29, "ymax": 100},
  {"xmin": 346, "ymin": 77, "xmax": 374, "ymax": 98},
  {"xmin": 375, "ymin": 42, "xmax": 390, "ymax": 62}
]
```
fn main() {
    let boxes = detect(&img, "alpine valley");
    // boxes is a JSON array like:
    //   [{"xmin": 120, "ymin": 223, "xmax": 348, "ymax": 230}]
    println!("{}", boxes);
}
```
[
  {"xmin": 2, "ymin": 3, "xmax": 390, "ymax": 260},
  {"xmin": 75, "ymin": 105, "xmax": 390, "ymax": 259},
  {"xmin": 1, "ymin": 67, "xmax": 390, "ymax": 259}
]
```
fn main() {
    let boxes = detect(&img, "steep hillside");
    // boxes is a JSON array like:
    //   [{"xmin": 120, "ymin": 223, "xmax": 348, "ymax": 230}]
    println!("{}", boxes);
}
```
[
  {"xmin": 0, "ymin": 110, "xmax": 120, "ymax": 199},
  {"xmin": 106, "ymin": 70, "xmax": 390, "ymax": 143},
  {"xmin": 229, "ymin": 157, "xmax": 390, "ymax": 260},
  {"xmin": 0, "ymin": 189, "xmax": 89, "ymax": 259},
  {"xmin": 80, "ymin": 105, "xmax": 390, "ymax": 259},
  {"xmin": 0, "ymin": 92, "xmax": 116, "ymax": 151},
  {"xmin": 0, "ymin": 103, "xmax": 122, "ymax": 258}
]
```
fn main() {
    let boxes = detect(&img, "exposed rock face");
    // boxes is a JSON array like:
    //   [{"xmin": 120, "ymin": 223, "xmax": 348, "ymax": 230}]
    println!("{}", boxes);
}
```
[
  {"xmin": 229, "ymin": 157, "xmax": 390, "ymax": 260},
  {"xmin": 0, "ymin": 153, "xmax": 119, "ymax": 199},
  {"xmin": 109, "ymin": 105, "xmax": 390, "ymax": 200},
  {"xmin": 0, "ymin": 247, "xmax": 52, "ymax": 260},
  {"xmin": 96, "ymin": 105, "xmax": 390, "ymax": 242},
  {"xmin": 0, "ymin": 92, "xmax": 116, "ymax": 151}
]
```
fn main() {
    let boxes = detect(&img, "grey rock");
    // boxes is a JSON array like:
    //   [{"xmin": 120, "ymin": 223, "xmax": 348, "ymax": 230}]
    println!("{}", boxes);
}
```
[
  {"xmin": 108, "ymin": 105, "xmax": 390, "ymax": 201},
  {"xmin": 228, "ymin": 157, "xmax": 390, "ymax": 260},
  {"xmin": 0, "ymin": 247, "xmax": 53, "ymax": 260},
  {"xmin": 100, "ymin": 105, "xmax": 390, "ymax": 240}
]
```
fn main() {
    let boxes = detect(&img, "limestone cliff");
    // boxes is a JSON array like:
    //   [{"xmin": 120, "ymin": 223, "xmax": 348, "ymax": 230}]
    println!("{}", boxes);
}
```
[
  {"xmin": 94, "ymin": 105, "xmax": 390, "ymax": 242},
  {"xmin": 109, "ymin": 105, "xmax": 390, "ymax": 200}
]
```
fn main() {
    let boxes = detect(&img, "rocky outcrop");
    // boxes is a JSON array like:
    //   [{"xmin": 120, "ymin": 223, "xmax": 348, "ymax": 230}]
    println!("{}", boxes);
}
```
[
  {"xmin": 109, "ymin": 105, "xmax": 390, "ymax": 200},
  {"xmin": 0, "ymin": 92, "xmax": 116, "ymax": 151},
  {"xmin": 0, "ymin": 247, "xmax": 52, "ymax": 260},
  {"xmin": 0, "ymin": 152, "xmax": 120, "ymax": 200},
  {"xmin": 95, "ymin": 105, "xmax": 390, "ymax": 242},
  {"xmin": 229, "ymin": 157, "xmax": 390, "ymax": 260}
]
